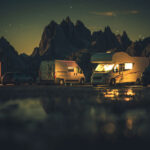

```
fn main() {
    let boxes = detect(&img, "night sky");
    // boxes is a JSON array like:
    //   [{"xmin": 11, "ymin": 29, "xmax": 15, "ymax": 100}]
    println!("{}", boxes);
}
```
[{"xmin": 0, "ymin": 0, "xmax": 150, "ymax": 55}]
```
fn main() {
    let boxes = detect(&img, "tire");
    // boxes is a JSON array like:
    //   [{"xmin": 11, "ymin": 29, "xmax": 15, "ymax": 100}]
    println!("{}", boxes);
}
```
[
  {"xmin": 59, "ymin": 79, "xmax": 64, "ymax": 85},
  {"xmin": 110, "ymin": 78, "xmax": 116, "ymax": 86},
  {"xmin": 80, "ymin": 78, "xmax": 84, "ymax": 85}
]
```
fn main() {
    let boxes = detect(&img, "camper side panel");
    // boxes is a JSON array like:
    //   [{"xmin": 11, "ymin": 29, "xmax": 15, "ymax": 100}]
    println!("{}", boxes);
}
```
[
  {"xmin": 39, "ymin": 61, "xmax": 54, "ymax": 81},
  {"xmin": 55, "ymin": 60, "xmax": 68, "ymax": 81}
]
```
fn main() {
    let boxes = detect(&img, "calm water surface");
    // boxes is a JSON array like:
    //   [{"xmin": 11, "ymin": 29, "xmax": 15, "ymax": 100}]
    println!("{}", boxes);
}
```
[{"xmin": 0, "ymin": 85, "xmax": 150, "ymax": 149}]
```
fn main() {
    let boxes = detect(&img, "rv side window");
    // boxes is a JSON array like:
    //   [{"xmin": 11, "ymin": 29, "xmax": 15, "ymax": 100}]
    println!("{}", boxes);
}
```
[
  {"xmin": 124, "ymin": 63, "xmax": 133, "ymax": 70},
  {"xmin": 79, "ymin": 68, "xmax": 83, "ymax": 74},
  {"xmin": 68, "ymin": 67, "xmax": 74, "ymax": 72},
  {"xmin": 77, "ymin": 67, "xmax": 83, "ymax": 74}
]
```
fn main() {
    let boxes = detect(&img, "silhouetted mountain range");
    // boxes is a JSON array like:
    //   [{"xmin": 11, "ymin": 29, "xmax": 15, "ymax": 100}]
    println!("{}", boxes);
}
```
[
  {"xmin": 32, "ymin": 17, "xmax": 91, "ymax": 59},
  {"xmin": 0, "ymin": 37, "xmax": 27, "ymax": 74},
  {"xmin": 1, "ymin": 17, "xmax": 150, "ymax": 80},
  {"xmin": 31, "ymin": 17, "xmax": 134, "ymax": 59}
]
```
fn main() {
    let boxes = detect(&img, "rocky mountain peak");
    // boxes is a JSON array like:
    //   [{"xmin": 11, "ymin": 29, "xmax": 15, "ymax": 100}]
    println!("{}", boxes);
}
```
[
  {"xmin": 65, "ymin": 16, "xmax": 72, "ymax": 23},
  {"xmin": 76, "ymin": 20, "xmax": 84, "ymax": 27},
  {"xmin": 0, "ymin": 37, "xmax": 10, "ymax": 49},
  {"xmin": 104, "ymin": 26, "xmax": 112, "ymax": 34}
]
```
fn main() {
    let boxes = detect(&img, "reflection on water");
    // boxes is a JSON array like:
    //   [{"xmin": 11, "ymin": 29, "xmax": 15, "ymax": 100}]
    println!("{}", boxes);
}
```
[
  {"xmin": 0, "ymin": 87, "xmax": 150, "ymax": 148},
  {"xmin": 0, "ymin": 99, "xmax": 47, "ymax": 120},
  {"xmin": 100, "ymin": 88, "xmax": 135, "ymax": 101},
  {"xmin": 97, "ymin": 88, "xmax": 135, "ymax": 101}
]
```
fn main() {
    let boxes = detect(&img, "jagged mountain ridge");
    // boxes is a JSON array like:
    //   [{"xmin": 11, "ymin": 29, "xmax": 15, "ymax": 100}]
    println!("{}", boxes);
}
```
[
  {"xmin": 0, "ymin": 37, "xmax": 35, "ymax": 78},
  {"xmin": 33, "ymin": 17, "xmax": 91, "ymax": 59},
  {"xmin": 32, "ymin": 17, "xmax": 132, "ymax": 59},
  {"xmin": 0, "ymin": 37, "xmax": 26, "ymax": 74}
]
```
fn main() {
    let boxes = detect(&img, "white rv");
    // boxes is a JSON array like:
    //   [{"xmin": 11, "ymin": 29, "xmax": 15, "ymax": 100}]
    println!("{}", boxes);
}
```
[
  {"xmin": 91, "ymin": 52, "xmax": 149, "ymax": 86},
  {"xmin": 38, "ymin": 60, "xmax": 85, "ymax": 85}
]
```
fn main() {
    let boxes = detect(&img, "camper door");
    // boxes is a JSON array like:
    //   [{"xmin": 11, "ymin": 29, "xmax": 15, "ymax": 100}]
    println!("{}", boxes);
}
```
[
  {"xmin": 120, "ymin": 63, "xmax": 134, "ymax": 83},
  {"xmin": 112, "ymin": 64, "xmax": 123, "ymax": 83},
  {"xmin": 67, "ymin": 66, "xmax": 76, "ymax": 81},
  {"xmin": 40, "ymin": 62, "xmax": 54, "ymax": 80},
  {"xmin": 113, "ymin": 63, "xmax": 134, "ymax": 83},
  {"xmin": 74, "ymin": 67, "xmax": 83, "ymax": 82}
]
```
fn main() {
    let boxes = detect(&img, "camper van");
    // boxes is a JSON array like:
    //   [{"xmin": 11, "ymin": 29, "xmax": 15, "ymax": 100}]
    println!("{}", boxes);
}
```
[
  {"xmin": 38, "ymin": 60, "xmax": 85, "ymax": 85},
  {"xmin": 91, "ymin": 52, "xmax": 149, "ymax": 86}
]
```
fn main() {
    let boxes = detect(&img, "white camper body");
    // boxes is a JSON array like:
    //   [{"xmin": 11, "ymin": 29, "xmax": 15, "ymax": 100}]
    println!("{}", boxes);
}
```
[
  {"xmin": 39, "ymin": 60, "xmax": 85, "ymax": 85},
  {"xmin": 91, "ymin": 52, "xmax": 149, "ymax": 85}
]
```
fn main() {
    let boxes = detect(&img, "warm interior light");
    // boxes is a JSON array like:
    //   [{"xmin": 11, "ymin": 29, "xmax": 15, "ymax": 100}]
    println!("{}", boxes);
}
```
[
  {"xmin": 106, "ymin": 51, "xmax": 111, "ymax": 53},
  {"xmin": 68, "ymin": 67, "xmax": 74, "ymax": 69},
  {"xmin": 126, "ymin": 89, "xmax": 135, "ymax": 96},
  {"xmin": 125, "ymin": 63, "xmax": 133, "ymax": 70},
  {"xmin": 95, "ymin": 64, "xmax": 114, "ymax": 72}
]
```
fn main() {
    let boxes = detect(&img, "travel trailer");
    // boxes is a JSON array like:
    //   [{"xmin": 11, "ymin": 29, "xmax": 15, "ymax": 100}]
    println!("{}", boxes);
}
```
[
  {"xmin": 91, "ymin": 52, "xmax": 149, "ymax": 86},
  {"xmin": 38, "ymin": 60, "xmax": 85, "ymax": 85}
]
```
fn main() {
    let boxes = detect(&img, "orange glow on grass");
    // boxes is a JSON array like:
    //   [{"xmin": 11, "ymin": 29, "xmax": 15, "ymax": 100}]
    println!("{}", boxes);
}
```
[{"xmin": 126, "ymin": 119, "xmax": 133, "ymax": 130}]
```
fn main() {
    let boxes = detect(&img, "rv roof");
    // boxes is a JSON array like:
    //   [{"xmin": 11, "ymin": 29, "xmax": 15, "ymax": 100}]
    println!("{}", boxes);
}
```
[{"xmin": 91, "ymin": 53, "xmax": 113, "ymax": 63}]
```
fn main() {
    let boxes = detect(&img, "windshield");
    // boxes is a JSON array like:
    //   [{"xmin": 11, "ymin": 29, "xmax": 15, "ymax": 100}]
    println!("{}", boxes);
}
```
[{"xmin": 95, "ymin": 64, "xmax": 114, "ymax": 73}]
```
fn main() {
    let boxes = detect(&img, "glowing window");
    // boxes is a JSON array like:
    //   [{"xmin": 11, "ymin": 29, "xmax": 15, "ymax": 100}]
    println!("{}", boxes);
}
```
[
  {"xmin": 68, "ymin": 67, "xmax": 74, "ymax": 72},
  {"xmin": 95, "ymin": 64, "xmax": 114, "ymax": 72},
  {"xmin": 125, "ymin": 63, "xmax": 133, "ymax": 70}
]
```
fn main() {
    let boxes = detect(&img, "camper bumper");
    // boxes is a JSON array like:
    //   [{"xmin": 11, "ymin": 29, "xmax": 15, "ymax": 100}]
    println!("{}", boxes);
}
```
[{"xmin": 91, "ymin": 73, "xmax": 109, "ymax": 85}]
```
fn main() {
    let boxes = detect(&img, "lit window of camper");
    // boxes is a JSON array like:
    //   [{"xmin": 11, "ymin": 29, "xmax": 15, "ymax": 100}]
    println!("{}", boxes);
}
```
[
  {"xmin": 124, "ymin": 63, "xmax": 133, "ymax": 70},
  {"xmin": 77, "ymin": 67, "xmax": 83, "ymax": 74},
  {"xmin": 68, "ymin": 67, "xmax": 74, "ymax": 72},
  {"xmin": 95, "ymin": 64, "xmax": 114, "ymax": 72}
]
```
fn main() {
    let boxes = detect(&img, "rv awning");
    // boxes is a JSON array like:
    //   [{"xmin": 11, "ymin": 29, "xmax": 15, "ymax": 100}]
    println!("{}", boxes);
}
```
[{"xmin": 91, "ymin": 53, "xmax": 113, "ymax": 63}]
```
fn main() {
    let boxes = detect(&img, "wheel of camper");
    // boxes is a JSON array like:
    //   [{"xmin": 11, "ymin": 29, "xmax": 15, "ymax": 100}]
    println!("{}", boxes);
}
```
[
  {"xmin": 110, "ymin": 78, "xmax": 116, "ymax": 86},
  {"xmin": 59, "ymin": 79, "xmax": 64, "ymax": 85},
  {"xmin": 80, "ymin": 78, "xmax": 84, "ymax": 85},
  {"xmin": 135, "ymin": 78, "xmax": 141, "ymax": 85}
]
